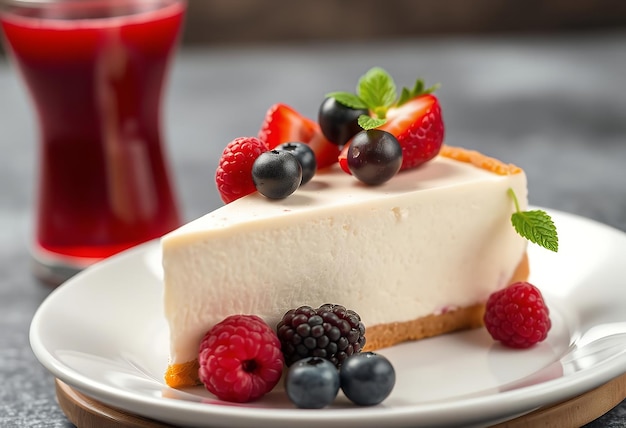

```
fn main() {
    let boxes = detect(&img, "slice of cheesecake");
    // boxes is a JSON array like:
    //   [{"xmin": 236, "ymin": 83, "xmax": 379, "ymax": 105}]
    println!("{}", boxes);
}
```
[{"xmin": 161, "ymin": 146, "xmax": 529, "ymax": 388}]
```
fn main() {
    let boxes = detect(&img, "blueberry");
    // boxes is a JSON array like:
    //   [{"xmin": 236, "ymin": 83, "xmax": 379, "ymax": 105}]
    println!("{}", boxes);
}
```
[
  {"xmin": 275, "ymin": 142, "xmax": 317, "ymax": 185},
  {"xmin": 285, "ymin": 357, "xmax": 340, "ymax": 409},
  {"xmin": 347, "ymin": 129, "xmax": 402, "ymax": 185},
  {"xmin": 339, "ymin": 352, "xmax": 395, "ymax": 406},
  {"xmin": 318, "ymin": 97, "xmax": 369, "ymax": 146},
  {"xmin": 252, "ymin": 150, "xmax": 302, "ymax": 199}
]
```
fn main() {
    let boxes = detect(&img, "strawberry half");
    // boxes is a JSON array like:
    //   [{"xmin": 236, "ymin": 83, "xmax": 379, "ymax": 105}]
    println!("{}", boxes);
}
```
[
  {"xmin": 337, "ymin": 94, "xmax": 444, "ymax": 173},
  {"xmin": 330, "ymin": 68, "xmax": 445, "ymax": 173},
  {"xmin": 379, "ymin": 94, "xmax": 444, "ymax": 170},
  {"xmin": 338, "ymin": 144, "xmax": 351, "ymax": 175},
  {"xmin": 258, "ymin": 103, "xmax": 339, "ymax": 169}
]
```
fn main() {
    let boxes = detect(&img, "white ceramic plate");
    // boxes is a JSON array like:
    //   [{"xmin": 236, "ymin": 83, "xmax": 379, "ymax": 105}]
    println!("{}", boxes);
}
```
[{"xmin": 30, "ymin": 208, "xmax": 626, "ymax": 427}]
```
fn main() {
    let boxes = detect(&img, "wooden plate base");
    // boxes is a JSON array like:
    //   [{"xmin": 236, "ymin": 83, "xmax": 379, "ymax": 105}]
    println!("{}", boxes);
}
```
[{"xmin": 56, "ymin": 373, "xmax": 626, "ymax": 428}]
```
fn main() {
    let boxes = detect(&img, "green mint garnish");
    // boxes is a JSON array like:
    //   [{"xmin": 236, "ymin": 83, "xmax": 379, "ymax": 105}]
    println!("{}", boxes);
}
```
[
  {"xmin": 508, "ymin": 188, "xmax": 559, "ymax": 252},
  {"xmin": 325, "ymin": 91, "xmax": 368, "ymax": 110},
  {"xmin": 325, "ymin": 67, "xmax": 439, "ymax": 130},
  {"xmin": 357, "ymin": 67, "xmax": 397, "ymax": 116},
  {"xmin": 358, "ymin": 115, "xmax": 386, "ymax": 130}
]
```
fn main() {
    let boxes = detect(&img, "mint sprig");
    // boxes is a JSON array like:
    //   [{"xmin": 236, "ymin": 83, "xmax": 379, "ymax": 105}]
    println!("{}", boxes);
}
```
[
  {"xmin": 508, "ymin": 188, "xmax": 559, "ymax": 252},
  {"xmin": 357, "ymin": 67, "xmax": 397, "ymax": 117},
  {"xmin": 326, "ymin": 91, "xmax": 367, "ymax": 110},
  {"xmin": 358, "ymin": 115, "xmax": 386, "ymax": 130},
  {"xmin": 325, "ymin": 67, "xmax": 439, "ymax": 129}
]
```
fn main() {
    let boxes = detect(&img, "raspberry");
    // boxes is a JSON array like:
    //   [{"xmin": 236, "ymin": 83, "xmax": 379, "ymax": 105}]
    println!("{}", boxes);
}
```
[
  {"xmin": 215, "ymin": 136, "xmax": 268, "ymax": 204},
  {"xmin": 198, "ymin": 314, "xmax": 284, "ymax": 402},
  {"xmin": 484, "ymin": 282, "xmax": 551, "ymax": 348},
  {"xmin": 276, "ymin": 304, "xmax": 366, "ymax": 367}
]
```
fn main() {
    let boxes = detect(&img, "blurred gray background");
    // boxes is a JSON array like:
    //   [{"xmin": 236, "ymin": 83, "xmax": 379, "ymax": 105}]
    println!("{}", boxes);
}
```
[
  {"xmin": 1, "ymin": 0, "xmax": 626, "ymax": 52},
  {"xmin": 180, "ymin": 0, "xmax": 626, "ymax": 46}
]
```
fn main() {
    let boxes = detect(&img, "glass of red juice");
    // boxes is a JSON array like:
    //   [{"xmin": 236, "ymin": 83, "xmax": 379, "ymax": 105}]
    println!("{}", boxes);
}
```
[{"xmin": 0, "ymin": 0, "xmax": 185, "ymax": 285}]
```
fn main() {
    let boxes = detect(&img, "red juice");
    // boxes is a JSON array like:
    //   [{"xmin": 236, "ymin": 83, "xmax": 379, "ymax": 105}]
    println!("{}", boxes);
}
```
[{"xmin": 0, "ymin": 1, "xmax": 184, "ymax": 268}]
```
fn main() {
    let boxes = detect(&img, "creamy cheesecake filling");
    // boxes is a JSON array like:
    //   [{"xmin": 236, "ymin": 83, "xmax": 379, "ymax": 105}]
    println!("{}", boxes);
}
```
[{"xmin": 162, "ymin": 154, "xmax": 528, "ymax": 366}]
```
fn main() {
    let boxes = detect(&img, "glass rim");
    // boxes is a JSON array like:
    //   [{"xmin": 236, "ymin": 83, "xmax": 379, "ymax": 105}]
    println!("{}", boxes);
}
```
[
  {"xmin": 0, "ymin": 0, "xmax": 185, "ymax": 24},
  {"xmin": 0, "ymin": 0, "xmax": 184, "ymax": 8}
]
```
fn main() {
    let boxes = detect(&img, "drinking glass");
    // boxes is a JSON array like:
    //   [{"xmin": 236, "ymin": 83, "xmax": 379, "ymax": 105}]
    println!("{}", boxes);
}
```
[{"xmin": 0, "ymin": 0, "xmax": 185, "ymax": 285}]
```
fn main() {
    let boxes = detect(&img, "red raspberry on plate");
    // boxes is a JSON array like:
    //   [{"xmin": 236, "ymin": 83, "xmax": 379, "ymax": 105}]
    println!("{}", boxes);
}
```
[
  {"xmin": 215, "ymin": 136, "xmax": 268, "ymax": 204},
  {"xmin": 484, "ymin": 281, "xmax": 551, "ymax": 348},
  {"xmin": 198, "ymin": 314, "xmax": 284, "ymax": 402}
]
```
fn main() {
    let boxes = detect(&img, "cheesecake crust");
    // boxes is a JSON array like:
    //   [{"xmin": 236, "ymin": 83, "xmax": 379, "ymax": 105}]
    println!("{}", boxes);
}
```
[
  {"xmin": 440, "ymin": 145, "xmax": 522, "ymax": 176},
  {"xmin": 165, "ymin": 359, "xmax": 201, "ymax": 388}
]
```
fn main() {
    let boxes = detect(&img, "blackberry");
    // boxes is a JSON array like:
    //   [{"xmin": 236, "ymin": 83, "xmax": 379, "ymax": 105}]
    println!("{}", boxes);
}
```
[{"xmin": 276, "ymin": 303, "xmax": 366, "ymax": 367}]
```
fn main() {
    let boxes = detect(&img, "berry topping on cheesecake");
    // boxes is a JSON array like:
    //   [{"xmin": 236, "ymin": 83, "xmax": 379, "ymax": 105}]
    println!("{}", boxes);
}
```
[
  {"xmin": 274, "ymin": 142, "xmax": 317, "ymax": 185},
  {"xmin": 344, "ymin": 129, "xmax": 403, "ymax": 185},
  {"xmin": 379, "ymin": 92, "xmax": 444, "ymax": 170},
  {"xmin": 329, "ymin": 67, "xmax": 444, "ymax": 172},
  {"xmin": 217, "ymin": 68, "xmax": 447, "ymax": 199},
  {"xmin": 215, "ymin": 136, "xmax": 268, "ymax": 203},
  {"xmin": 257, "ymin": 103, "xmax": 340, "ymax": 169},
  {"xmin": 252, "ymin": 150, "xmax": 302, "ymax": 199},
  {"xmin": 318, "ymin": 96, "xmax": 369, "ymax": 146}
]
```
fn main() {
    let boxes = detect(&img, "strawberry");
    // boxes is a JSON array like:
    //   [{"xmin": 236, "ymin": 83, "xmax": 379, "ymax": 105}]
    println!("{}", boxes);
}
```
[
  {"xmin": 338, "ymin": 144, "xmax": 351, "ymax": 175},
  {"xmin": 379, "ymin": 94, "xmax": 444, "ymax": 170},
  {"xmin": 258, "ymin": 103, "xmax": 339, "ymax": 169},
  {"xmin": 329, "ymin": 68, "xmax": 444, "ymax": 172}
]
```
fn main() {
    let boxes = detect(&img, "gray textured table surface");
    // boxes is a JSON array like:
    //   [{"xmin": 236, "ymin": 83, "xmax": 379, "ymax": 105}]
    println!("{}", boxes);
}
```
[{"xmin": 1, "ymin": 31, "xmax": 625, "ymax": 427}]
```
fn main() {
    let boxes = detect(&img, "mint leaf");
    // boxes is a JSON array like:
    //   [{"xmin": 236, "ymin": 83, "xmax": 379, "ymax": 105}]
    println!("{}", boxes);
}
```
[
  {"xmin": 326, "ymin": 91, "xmax": 368, "ymax": 110},
  {"xmin": 357, "ymin": 67, "xmax": 397, "ymax": 115},
  {"xmin": 328, "ymin": 68, "xmax": 441, "ymax": 131},
  {"xmin": 358, "ymin": 115, "xmax": 386, "ymax": 130},
  {"xmin": 508, "ymin": 188, "xmax": 559, "ymax": 252},
  {"xmin": 511, "ymin": 211, "xmax": 559, "ymax": 252}
]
